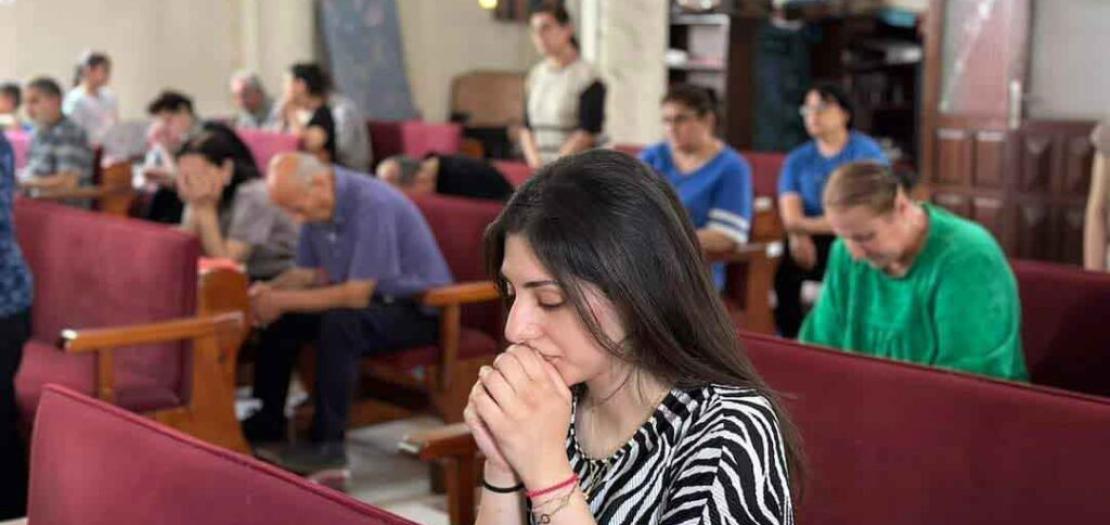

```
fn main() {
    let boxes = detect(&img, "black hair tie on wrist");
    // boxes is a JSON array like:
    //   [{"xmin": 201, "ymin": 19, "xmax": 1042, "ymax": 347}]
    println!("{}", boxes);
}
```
[{"xmin": 482, "ymin": 478, "xmax": 524, "ymax": 493}]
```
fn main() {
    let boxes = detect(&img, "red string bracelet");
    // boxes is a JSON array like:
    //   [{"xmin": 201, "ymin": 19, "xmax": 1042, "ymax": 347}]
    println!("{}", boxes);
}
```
[{"xmin": 526, "ymin": 474, "xmax": 579, "ymax": 500}]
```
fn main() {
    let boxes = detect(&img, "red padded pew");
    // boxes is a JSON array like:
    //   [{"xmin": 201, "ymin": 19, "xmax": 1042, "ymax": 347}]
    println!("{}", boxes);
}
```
[
  {"xmin": 4, "ymin": 130, "xmax": 29, "ymax": 170},
  {"xmin": 13, "ymin": 199, "xmax": 247, "ymax": 451},
  {"xmin": 1011, "ymin": 259, "xmax": 1110, "ymax": 397},
  {"xmin": 28, "ymin": 385, "xmax": 414, "ymax": 525},
  {"xmin": 235, "ymin": 129, "xmax": 300, "ymax": 172},
  {"xmin": 741, "ymin": 331, "xmax": 1110, "ymax": 524},
  {"xmin": 367, "ymin": 120, "xmax": 462, "ymax": 167},
  {"xmin": 13, "ymin": 199, "xmax": 198, "ymax": 420}
]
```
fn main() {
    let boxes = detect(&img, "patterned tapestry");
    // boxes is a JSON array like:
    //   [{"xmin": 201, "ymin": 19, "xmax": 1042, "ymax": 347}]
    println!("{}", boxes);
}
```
[{"xmin": 318, "ymin": 0, "xmax": 418, "ymax": 120}]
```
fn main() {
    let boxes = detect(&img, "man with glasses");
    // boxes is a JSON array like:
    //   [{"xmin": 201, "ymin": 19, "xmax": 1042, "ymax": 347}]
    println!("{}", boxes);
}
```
[{"xmin": 774, "ymin": 82, "xmax": 887, "ymax": 338}]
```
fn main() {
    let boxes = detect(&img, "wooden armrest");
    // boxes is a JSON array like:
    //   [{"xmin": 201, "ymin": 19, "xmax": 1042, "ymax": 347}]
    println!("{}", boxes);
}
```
[
  {"xmin": 421, "ymin": 281, "xmax": 500, "ymax": 307},
  {"xmin": 33, "ymin": 185, "xmax": 132, "ymax": 201},
  {"xmin": 705, "ymin": 242, "xmax": 772, "ymax": 264},
  {"xmin": 59, "ymin": 312, "xmax": 243, "ymax": 352},
  {"xmin": 399, "ymin": 423, "xmax": 478, "ymax": 461}
]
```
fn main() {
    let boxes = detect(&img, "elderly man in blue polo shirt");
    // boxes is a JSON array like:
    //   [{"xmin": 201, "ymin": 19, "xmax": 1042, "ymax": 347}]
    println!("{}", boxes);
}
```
[{"xmin": 244, "ymin": 152, "xmax": 452, "ymax": 474}]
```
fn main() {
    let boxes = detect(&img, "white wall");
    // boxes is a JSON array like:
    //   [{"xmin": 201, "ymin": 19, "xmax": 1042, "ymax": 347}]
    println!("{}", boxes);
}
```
[
  {"xmin": 585, "ymin": 0, "xmax": 667, "ymax": 146},
  {"xmin": 396, "ymin": 0, "xmax": 538, "ymax": 122},
  {"xmin": 0, "ymin": 0, "xmax": 313, "ymax": 120},
  {"xmin": 1028, "ymin": 0, "xmax": 1110, "ymax": 120},
  {"xmin": 242, "ymin": 0, "xmax": 316, "ymax": 104}
]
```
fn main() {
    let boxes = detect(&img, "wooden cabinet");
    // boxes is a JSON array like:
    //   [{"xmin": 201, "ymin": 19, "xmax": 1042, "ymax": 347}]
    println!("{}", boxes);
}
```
[{"xmin": 927, "ymin": 121, "xmax": 1095, "ymax": 264}]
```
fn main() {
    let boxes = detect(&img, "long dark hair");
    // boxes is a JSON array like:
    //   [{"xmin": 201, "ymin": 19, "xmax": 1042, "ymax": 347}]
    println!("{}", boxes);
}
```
[
  {"xmin": 176, "ymin": 127, "xmax": 260, "ymax": 214},
  {"xmin": 73, "ymin": 52, "xmax": 110, "ymax": 88},
  {"xmin": 484, "ymin": 149, "xmax": 803, "ymax": 493}
]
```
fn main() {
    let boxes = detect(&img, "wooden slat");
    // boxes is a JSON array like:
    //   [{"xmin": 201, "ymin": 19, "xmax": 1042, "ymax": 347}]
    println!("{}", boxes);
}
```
[
  {"xmin": 421, "ymin": 281, "xmax": 500, "ymax": 307},
  {"xmin": 399, "ymin": 423, "xmax": 477, "ymax": 461},
  {"xmin": 59, "ymin": 312, "xmax": 243, "ymax": 353}
]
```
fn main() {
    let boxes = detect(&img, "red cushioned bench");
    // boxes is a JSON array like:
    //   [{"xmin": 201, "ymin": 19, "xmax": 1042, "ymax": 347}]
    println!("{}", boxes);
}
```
[
  {"xmin": 741, "ymin": 331, "xmax": 1110, "ymax": 524},
  {"xmin": 235, "ymin": 129, "xmax": 300, "ymax": 171},
  {"xmin": 1011, "ymin": 259, "xmax": 1110, "ymax": 397},
  {"xmin": 13, "ymin": 199, "xmax": 247, "ymax": 452},
  {"xmin": 367, "ymin": 120, "xmax": 462, "ymax": 168},
  {"xmin": 28, "ymin": 384, "xmax": 414, "ymax": 525}
]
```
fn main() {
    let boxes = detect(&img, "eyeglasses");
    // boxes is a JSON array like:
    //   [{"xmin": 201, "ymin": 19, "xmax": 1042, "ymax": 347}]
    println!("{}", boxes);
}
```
[{"xmin": 798, "ymin": 103, "xmax": 835, "ymax": 117}]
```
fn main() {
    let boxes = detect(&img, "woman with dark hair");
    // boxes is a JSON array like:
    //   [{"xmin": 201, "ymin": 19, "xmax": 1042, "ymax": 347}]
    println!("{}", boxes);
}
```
[
  {"xmin": 176, "ymin": 130, "xmax": 298, "ymax": 280},
  {"xmin": 640, "ymin": 83, "xmax": 753, "ymax": 289},
  {"xmin": 278, "ymin": 63, "xmax": 337, "ymax": 164},
  {"xmin": 774, "ymin": 82, "xmax": 887, "ymax": 337},
  {"xmin": 63, "ymin": 51, "xmax": 118, "ymax": 145},
  {"xmin": 468, "ymin": 150, "xmax": 798, "ymax": 525},
  {"xmin": 519, "ymin": 3, "xmax": 606, "ymax": 168}
]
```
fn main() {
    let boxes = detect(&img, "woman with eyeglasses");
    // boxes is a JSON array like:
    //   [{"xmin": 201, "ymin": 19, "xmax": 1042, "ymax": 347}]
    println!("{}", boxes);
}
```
[
  {"xmin": 774, "ymin": 82, "xmax": 887, "ymax": 338},
  {"xmin": 639, "ymin": 84, "xmax": 753, "ymax": 289}
]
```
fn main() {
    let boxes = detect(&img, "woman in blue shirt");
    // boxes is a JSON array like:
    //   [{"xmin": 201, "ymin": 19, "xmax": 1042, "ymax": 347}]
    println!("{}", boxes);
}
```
[
  {"xmin": 0, "ymin": 131, "xmax": 33, "ymax": 519},
  {"xmin": 640, "ymin": 84, "xmax": 753, "ymax": 289},
  {"xmin": 774, "ymin": 82, "xmax": 887, "ymax": 337}
]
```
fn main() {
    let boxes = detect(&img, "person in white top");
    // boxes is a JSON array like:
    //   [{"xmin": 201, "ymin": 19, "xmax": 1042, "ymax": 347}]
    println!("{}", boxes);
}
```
[
  {"xmin": 519, "ymin": 3, "xmax": 606, "ymax": 168},
  {"xmin": 1084, "ymin": 120, "xmax": 1110, "ymax": 271},
  {"xmin": 63, "ymin": 51, "xmax": 119, "ymax": 146}
]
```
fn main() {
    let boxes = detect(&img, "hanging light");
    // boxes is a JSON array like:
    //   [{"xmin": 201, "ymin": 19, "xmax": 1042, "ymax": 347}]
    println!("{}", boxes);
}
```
[{"xmin": 479, "ymin": 0, "xmax": 498, "ymax": 10}]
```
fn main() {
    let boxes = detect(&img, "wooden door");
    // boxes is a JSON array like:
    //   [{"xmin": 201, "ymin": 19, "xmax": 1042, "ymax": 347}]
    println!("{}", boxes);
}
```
[
  {"xmin": 921, "ymin": 0, "xmax": 1032, "ymax": 253},
  {"xmin": 921, "ymin": 0, "xmax": 1098, "ymax": 265}
]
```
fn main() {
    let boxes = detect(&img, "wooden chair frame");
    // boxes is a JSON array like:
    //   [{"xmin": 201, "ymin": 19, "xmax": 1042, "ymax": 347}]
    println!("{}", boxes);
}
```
[
  {"xmin": 53, "ymin": 267, "xmax": 251, "ymax": 453},
  {"xmin": 31, "ymin": 161, "xmax": 136, "ymax": 216}
]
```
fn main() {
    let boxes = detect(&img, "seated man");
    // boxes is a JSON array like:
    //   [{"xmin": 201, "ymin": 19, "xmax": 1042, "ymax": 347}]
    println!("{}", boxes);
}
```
[
  {"xmin": 18, "ymin": 77, "xmax": 94, "ymax": 203},
  {"xmin": 800, "ymin": 161, "xmax": 1027, "ymax": 381},
  {"xmin": 375, "ymin": 153, "xmax": 514, "ymax": 201},
  {"xmin": 0, "ymin": 83, "xmax": 27, "ymax": 132},
  {"xmin": 230, "ymin": 70, "xmax": 280, "ymax": 130},
  {"xmin": 245, "ymin": 152, "xmax": 452, "ymax": 474}
]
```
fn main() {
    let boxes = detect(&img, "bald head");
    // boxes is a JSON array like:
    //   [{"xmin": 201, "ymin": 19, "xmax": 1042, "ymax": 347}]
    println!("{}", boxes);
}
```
[{"xmin": 266, "ymin": 153, "xmax": 334, "ymax": 222}]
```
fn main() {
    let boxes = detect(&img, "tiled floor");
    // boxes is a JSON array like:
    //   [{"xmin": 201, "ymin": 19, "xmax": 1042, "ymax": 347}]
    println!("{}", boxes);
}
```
[{"xmin": 342, "ymin": 416, "xmax": 452, "ymax": 525}]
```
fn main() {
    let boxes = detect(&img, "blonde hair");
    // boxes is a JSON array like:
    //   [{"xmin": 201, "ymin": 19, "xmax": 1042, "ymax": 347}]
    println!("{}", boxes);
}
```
[{"xmin": 823, "ymin": 161, "xmax": 901, "ymax": 215}]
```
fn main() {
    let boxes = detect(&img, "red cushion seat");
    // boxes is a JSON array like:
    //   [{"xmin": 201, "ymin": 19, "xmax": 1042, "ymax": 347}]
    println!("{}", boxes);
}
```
[
  {"xmin": 740, "ymin": 331, "xmax": 1110, "ymax": 524},
  {"xmin": 29, "ymin": 385, "xmax": 415, "ymax": 525},
  {"xmin": 13, "ymin": 199, "xmax": 198, "ymax": 422}
]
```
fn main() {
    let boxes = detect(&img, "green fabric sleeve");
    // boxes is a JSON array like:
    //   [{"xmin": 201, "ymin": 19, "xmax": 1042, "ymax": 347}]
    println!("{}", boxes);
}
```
[
  {"xmin": 799, "ymin": 240, "xmax": 845, "ymax": 347},
  {"xmin": 931, "ymin": 252, "xmax": 1027, "ymax": 380}
]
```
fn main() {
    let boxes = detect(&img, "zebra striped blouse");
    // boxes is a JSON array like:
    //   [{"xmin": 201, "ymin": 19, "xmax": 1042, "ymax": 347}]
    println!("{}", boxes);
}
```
[{"xmin": 548, "ymin": 385, "xmax": 794, "ymax": 525}]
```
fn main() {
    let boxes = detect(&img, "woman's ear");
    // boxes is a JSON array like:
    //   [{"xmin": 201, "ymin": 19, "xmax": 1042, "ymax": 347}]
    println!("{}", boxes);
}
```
[{"xmin": 219, "ymin": 159, "xmax": 234, "ymax": 184}]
